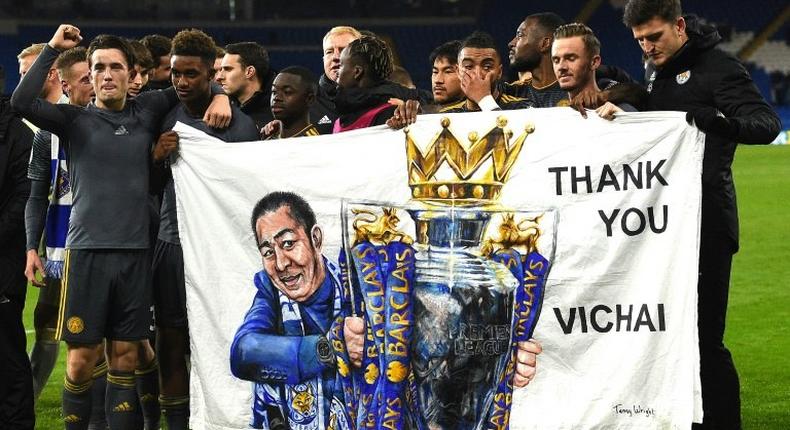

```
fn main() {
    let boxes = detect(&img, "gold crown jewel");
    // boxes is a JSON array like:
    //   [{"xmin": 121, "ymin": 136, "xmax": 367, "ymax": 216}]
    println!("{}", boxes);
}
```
[{"xmin": 405, "ymin": 116, "xmax": 535, "ymax": 205}]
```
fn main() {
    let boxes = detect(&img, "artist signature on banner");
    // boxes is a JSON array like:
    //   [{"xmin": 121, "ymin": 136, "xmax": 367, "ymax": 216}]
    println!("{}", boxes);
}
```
[{"xmin": 612, "ymin": 403, "xmax": 656, "ymax": 418}]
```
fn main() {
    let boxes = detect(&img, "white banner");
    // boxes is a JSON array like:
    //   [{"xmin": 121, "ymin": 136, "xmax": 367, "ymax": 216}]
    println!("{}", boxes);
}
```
[{"xmin": 172, "ymin": 108, "xmax": 704, "ymax": 429}]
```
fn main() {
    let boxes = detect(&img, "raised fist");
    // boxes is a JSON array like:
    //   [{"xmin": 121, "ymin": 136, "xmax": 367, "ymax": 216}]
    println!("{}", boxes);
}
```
[{"xmin": 49, "ymin": 24, "xmax": 83, "ymax": 51}]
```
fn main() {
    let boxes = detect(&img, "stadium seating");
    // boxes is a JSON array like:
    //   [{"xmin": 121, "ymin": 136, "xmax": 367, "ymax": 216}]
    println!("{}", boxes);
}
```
[{"xmin": 1, "ymin": 0, "xmax": 788, "ymax": 116}]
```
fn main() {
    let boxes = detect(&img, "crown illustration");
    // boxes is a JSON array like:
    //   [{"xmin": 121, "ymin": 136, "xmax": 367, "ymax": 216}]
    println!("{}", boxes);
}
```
[{"xmin": 405, "ymin": 116, "xmax": 534, "ymax": 205}]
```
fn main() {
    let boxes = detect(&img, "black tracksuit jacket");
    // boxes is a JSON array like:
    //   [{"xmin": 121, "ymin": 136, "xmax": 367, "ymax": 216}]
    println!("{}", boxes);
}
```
[
  {"xmin": 0, "ymin": 97, "xmax": 32, "ymax": 298},
  {"xmin": 644, "ymin": 15, "xmax": 781, "ymax": 251}
]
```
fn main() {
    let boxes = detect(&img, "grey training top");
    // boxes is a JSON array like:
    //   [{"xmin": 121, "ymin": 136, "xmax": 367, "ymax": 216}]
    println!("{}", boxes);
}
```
[
  {"xmin": 157, "ymin": 103, "xmax": 259, "ymax": 245},
  {"xmin": 11, "ymin": 44, "xmax": 178, "ymax": 249}
]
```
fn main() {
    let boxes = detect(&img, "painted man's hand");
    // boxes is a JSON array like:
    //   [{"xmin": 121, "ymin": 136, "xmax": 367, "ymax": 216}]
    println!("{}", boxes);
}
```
[
  {"xmin": 514, "ymin": 338, "xmax": 543, "ymax": 388},
  {"xmin": 343, "ymin": 316, "xmax": 365, "ymax": 368}
]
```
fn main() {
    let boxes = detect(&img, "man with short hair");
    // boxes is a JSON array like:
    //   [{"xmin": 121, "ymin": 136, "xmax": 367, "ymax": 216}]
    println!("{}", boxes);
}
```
[
  {"xmin": 141, "ymin": 34, "xmax": 172, "ymax": 91},
  {"xmin": 504, "ymin": 13, "xmax": 645, "ymax": 115},
  {"xmin": 12, "ymin": 24, "xmax": 231, "ymax": 429},
  {"xmin": 551, "ymin": 23, "xmax": 636, "ymax": 119},
  {"xmin": 311, "ymin": 26, "xmax": 362, "ymax": 133},
  {"xmin": 441, "ymin": 31, "xmax": 532, "ymax": 113},
  {"xmin": 24, "ymin": 46, "xmax": 110, "ymax": 430},
  {"xmin": 623, "ymin": 1, "xmax": 781, "ymax": 428},
  {"xmin": 128, "ymin": 40, "xmax": 155, "ymax": 98},
  {"xmin": 217, "ymin": 42, "xmax": 276, "ymax": 130},
  {"xmin": 262, "ymin": 66, "xmax": 320, "ymax": 139},
  {"xmin": 213, "ymin": 46, "xmax": 226, "ymax": 83},
  {"xmin": 429, "ymin": 40, "xmax": 464, "ymax": 111},
  {"xmin": 230, "ymin": 191, "xmax": 353, "ymax": 429},
  {"xmin": 150, "ymin": 28, "xmax": 259, "ymax": 430},
  {"xmin": 507, "ymin": 12, "xmax": 569, "ymax": 106},
  {"xmin": 55, "ymin": 47, "xmax": 94, "ymax": 107}
]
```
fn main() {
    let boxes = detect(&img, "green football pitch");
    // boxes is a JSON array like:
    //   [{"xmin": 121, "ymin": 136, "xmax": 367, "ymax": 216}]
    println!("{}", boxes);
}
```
[{"xmin": 22, "ymin": 145, "xmax": 790, "ymax": 429}]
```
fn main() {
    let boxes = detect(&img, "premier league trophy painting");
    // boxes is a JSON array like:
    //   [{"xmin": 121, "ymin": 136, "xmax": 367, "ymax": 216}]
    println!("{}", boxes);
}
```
[{"xmin": 338, "ymin": 116, "xmax": 556, "ymax": 429}]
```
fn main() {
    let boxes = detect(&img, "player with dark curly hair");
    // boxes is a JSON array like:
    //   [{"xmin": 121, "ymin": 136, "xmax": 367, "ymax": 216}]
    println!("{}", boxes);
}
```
[{"xmin": 150, "ymin": 28, "xmax": 259, "ymax": 430}]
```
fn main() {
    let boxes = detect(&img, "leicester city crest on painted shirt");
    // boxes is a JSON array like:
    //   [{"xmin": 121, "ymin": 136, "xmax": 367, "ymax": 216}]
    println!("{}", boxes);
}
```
[{"xmin": 286, "ymin": 382, "xmax": 319, "ymax": 428}]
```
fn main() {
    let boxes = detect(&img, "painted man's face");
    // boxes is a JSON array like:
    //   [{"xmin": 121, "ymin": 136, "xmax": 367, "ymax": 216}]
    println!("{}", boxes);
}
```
[{"xmin": 256, "ymin": 206, "xmax": 325, "ymax": 302}]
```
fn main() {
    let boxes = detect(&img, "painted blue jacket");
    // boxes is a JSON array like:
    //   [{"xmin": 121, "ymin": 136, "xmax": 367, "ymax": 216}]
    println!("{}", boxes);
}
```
[{"xmin": 230, "ymin": 259, "xmax": 350, "ymax": 429}]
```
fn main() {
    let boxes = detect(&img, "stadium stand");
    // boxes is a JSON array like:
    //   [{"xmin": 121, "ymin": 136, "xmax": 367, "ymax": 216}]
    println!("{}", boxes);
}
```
[{"xmin": 1, "ymin": 0, "xmax": 788, "ymax": 133}]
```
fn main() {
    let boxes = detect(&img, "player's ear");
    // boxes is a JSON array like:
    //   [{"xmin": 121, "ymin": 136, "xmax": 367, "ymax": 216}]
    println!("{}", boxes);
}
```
[
  {"xmin": 540, "ymin": 36, "xmax": 553, "ymax": 53},
  {"xmin": 353, "ymin": 65, "xmax": 363, "ymax": 82},
  {"xmin": 591, "ymin": 54, "xmax": 601, "ymax": 70},
  {"xmin": 676, "ymin": 16, "xmax": 686, "ymax": 37},
  {"xmin": 245, "ymin": 65, "xmax": 256, "ymax": 80},
  {"xmin": 311, "ymin": 225, "xmax": 323, "ymax": 251}
]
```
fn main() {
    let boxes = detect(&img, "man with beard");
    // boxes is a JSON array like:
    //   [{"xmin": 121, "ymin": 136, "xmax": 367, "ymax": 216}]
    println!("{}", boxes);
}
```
[
  {"xmin": 507, "ymin": 12, "xmax": 570, "ymax": 107},
  {"xmin": 504, "ymin": 13, "xmax": 645, "ymax": 115}
]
